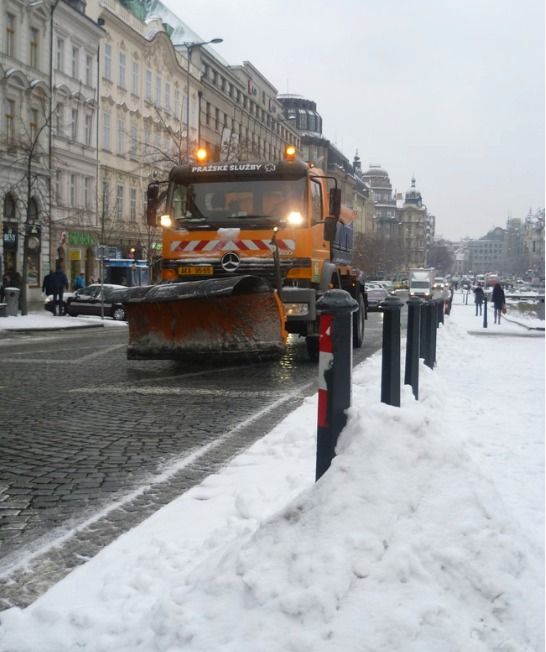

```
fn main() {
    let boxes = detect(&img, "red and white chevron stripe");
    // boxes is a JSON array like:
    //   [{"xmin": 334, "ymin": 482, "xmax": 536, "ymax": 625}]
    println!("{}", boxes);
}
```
[{"xmin": 171, "ymin": 239, "xmax": 295, "ymax": 253}]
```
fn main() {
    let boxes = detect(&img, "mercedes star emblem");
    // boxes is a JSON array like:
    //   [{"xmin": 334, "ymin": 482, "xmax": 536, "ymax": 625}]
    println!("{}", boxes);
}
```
[{"xmin": 221, "ymin": 252, "xmax": 240, "ymax": 272}]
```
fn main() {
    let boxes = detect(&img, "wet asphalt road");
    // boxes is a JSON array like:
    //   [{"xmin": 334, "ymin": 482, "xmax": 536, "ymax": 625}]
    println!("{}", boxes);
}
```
[{"xmin": 0, "ymin": 310, "xmax": 389, "ymax": 608}]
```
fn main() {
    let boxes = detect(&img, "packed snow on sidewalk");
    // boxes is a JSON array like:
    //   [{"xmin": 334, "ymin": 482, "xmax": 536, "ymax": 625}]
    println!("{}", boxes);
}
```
[{"xmin": 0, "ymin": 297, "xmax": 543, "ymax": 651}]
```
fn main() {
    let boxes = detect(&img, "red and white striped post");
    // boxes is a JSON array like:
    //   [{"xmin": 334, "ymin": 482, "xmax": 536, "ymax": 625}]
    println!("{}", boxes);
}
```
[{"xmin": 316, "ymin": 289, "xmax": 358, "ymax": 481}]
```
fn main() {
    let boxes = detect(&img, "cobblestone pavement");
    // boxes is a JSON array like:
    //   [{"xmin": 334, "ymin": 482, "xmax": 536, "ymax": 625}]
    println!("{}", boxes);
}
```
[{"xmin": 0, "ymin": 314, "xmax": 384, "ymax": 609}]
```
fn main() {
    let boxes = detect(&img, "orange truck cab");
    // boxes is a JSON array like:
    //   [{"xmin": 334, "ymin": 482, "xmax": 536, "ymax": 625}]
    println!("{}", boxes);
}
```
[{"xmin": 146, "ymin": 154, "xmax": 366, "ymax": 359}]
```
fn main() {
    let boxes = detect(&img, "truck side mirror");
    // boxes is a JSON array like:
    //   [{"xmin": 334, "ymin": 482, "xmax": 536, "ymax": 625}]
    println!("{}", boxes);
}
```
[
  {"xmin": 324, "ymin": 216, "xmax": 337, "ymax": 242},
  {"xmin": 146, "ymin": 183, "xmax": 160, "ymax": 226},
  {"xmin": 329, "ymin": 188, "xmax": 341, "ymax": 219}
]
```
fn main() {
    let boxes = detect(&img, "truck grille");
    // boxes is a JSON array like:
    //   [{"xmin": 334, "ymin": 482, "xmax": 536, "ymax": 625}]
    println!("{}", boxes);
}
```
[{"xmin": 164, "ymin": 257, "xmax": 310, "ymax": 284}]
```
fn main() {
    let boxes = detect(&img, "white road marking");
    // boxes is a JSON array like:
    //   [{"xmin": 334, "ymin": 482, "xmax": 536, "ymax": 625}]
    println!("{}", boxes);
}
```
[
  {"xmin": 0, "ymin": 344, "xmax": 125, "ymax": 364},
  {"xmin": 70, "ymin": 386, "xmax": 298, "ymax": 398}
]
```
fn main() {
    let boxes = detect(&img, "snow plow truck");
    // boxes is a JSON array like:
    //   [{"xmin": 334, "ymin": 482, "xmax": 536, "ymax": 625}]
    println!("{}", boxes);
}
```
[{"xmin": 119, "ymin": 147, "xmax": 367, "ymax": 361}]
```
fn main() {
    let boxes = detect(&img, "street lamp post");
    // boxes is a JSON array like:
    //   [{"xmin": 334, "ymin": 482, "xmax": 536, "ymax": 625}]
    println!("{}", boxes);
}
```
[{"xmin": 174, "ymin": 38, "xmax": 223, "ymax": 161}]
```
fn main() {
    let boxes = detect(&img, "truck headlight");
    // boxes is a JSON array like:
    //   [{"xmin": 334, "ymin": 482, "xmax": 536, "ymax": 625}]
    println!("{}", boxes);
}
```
[
  {"xmin": 286, "ymin": 211, "xmax": 304, "ymax": 226},
  {"xmin": 284, "ymin": 302, "xmax": 309, "ymax": 317}
]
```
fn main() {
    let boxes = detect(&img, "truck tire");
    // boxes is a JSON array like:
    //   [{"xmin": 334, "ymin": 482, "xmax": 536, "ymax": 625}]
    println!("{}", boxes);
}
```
[{"xmin": 353, "ymin": 292, "xmax": 365, "ymax": 348}]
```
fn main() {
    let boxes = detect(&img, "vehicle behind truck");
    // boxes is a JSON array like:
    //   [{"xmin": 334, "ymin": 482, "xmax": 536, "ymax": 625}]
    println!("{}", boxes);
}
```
[
  {"xmin": 409, "ymin": 268, "xmax": 435, "ymax": 300},
  {"xmin": 118, "ymin": 148, "xmax": 367, "ymax": 361}
]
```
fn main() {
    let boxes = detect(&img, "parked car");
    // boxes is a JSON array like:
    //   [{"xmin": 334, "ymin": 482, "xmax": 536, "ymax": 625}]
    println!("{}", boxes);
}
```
[
  {"xmin": 45, "ymin": 284, "xmax": 128, "ymax": 320},
  {"xmin": 376, "ymin": 280, "xmax": 395, "ymax": 293},
  {"xmin": 365, "ymin": 285, "xmax": 390, "ymax": 311}
]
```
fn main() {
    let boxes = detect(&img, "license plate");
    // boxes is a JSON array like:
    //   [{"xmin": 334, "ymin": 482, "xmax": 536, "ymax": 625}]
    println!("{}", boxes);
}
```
[{"xmin": 178, "ymin": 265, "xmax": 213, "ymax": 276}]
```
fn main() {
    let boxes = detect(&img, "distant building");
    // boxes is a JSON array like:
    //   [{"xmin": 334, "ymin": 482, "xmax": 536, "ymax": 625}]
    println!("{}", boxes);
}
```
[
  {"xmin": 523, "ymin": 208, "xmax": 545, "ymax": 276},
  {"xmin": 361, "ymin": 165, "xmax": 398, "ymax": 238},
  {"xmin": 467, "ymin": 228, "xmax": 505, "ymax": 274},
  {"xmin": 398, "ymin": 178, "xmax": 427, "ymax": 268}
]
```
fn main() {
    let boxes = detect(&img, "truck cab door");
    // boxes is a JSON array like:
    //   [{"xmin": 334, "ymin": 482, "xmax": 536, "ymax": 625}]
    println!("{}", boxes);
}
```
[{"xmin": 310, "ymin": 178, "xmax": 330, "ymax": 281}]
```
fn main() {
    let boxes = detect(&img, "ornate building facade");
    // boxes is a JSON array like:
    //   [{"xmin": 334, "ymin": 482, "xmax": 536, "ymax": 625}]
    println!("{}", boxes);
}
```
[{"xmin": 1, "ymin": 0, "xmax": 52, "ymax": 305}]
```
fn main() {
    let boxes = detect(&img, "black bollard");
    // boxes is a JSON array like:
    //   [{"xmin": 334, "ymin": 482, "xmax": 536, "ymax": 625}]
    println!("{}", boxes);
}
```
[
  {"xmin": 420, "ymin": 301, "xmax": 432, "ymax": 362},
  {"xmin": 483, "ymin": 297, "xmax": 488, "ymax": 328},
  {"xmin": 315, "ymin": 289, "xmax": 358, "ymax": 481},
  {"xmin": 424, "ymin": 299, "xmax": 437, "ymax": 370},
  {"xmin": 380, "ymin": 295, "xmax": 403, "ymax": 407},
  {"xmin": 405, "ymin": 297, "xmax": 422, "ymax": 399},
  {"xmin": 437, "ymin": 298, "xmax": 444, "ymax": 325}
]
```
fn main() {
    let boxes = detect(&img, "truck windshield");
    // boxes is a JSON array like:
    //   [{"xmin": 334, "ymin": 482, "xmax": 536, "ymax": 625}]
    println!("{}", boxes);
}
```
[
  {"xmin": 170, "ymin": 178, "xmax": 306, "ymax": 228},
  {"xmin": 411, "ymin": 281, "xmax": 430, "ymax": 289}
]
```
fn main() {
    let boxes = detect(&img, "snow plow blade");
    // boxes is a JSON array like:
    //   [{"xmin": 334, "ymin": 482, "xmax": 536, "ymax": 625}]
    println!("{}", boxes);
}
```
[{"xmin": 114, "ymin": 275, "xmax": 287, "ymax": 361}]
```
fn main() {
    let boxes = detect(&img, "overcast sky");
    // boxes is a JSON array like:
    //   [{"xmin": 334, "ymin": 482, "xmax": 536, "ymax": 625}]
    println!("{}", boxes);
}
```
[{"xmin": 161, "ymin": 0, "xmax": 544, "ymax": 240}]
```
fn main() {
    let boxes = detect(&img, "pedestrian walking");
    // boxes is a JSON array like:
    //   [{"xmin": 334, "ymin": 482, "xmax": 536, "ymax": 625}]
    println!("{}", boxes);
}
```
[
  {"xmin": 491, "ymin": 281, "xmax": 506, "ymax": 324},
  {"xmin": 445, "ymin": 284, "xmax": 454, "ymax": 315},
  {"xmin": 74, "ymin": 272, "xmax": 85, "ymax": 290},
  {"xmin": 473, "ymin": 284, "xmax": 485, "ymax": 316},
  {"xmin": 51, "ymin": 265, "xmax": 69, "ymax": 315}
]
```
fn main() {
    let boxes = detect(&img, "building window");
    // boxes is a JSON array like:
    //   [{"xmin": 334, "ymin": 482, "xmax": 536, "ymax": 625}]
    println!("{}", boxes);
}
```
[
  {"xmin": 86, "ymin": 54, "xmax": 93, "ymax": 86},
  {"xmin": 116, "ymin": 184, "xmax": 124, "ymax": 216},
  {"xmin": 143, "ymin": 127, "xmax": 150, "ymax": 156},
  {"xmin": 165, "ymin": 82, "xmax": 171, "ymax": 111},
  {"xmin": 30, "ymin": 108, "xmax": 39, "ymax": 141},
  {"xmin": 145, "ymin": 69, "xmax": 152, "ymax": 100},
  {"xmin": 102, "ymin": 181, "xmax": 110, "ymax": 215},
  {"xmin": 129, "ymin": 187, "xmax": 137, "ymax": 221},
  {"xmin": 215, "ymin": 107, "xmax": 219, "ymax": 130},
  {"xmin": 56, "ymin": 37, "xmax": 65, "ymax": 72},
  {"xmin": 117, "ymin": 118, "xmax": 124, "ymax": 155},
  {"xmin": 119, "ymin": 52, "xmax": 126, "ymax": 89},
  {"xmin": 205, "ymin": 102, "xmax": 211, "ymax": 126},
  {"xmin": 174, "ymin": 86, "xmax": 180, "ymax": 113},
  {"xmin": 129, "ymin": 125, "xmax": 137, "ymax": 158},
  {"xmin": 84, "ymin": 177, "xmax": 90, "ymax": 208},
  {"xmin": 56, "ymin": 171, "xmax": 63, "ymax": 204},
  {"xmin": 72, "ymin": 47, "xmax": 79, "ymax": 79},
  {"xmin": 30, "ymin": 28, "xmax": 39, "ymax": 67},
  {"xmin": 6, "ymin": 13, "xmax": 15, "ymax": 57},
  {"xmin": 84, "ymin": 113, "xmax": 92, "ymax": 146},
  {"xmin": 104, "ymin": 43, "xmax": 112, "ymax": 80},
  {"xmin": 5, "ymin": 99, "xmax": 15, "ymax": 140},
  {"xmin": 71, "ymin": 109, "xmax": 78, "ymax": 141},
  {"xmin": 56, "ymin": 102, "xmax": 64, "ymax": 136},
  {"xmin": 103, "ymin": 111, "xmax": 111, "ymax": 149},
  {"xmin": 70, "ymin": 174, "xmax": 77, "ymax": 207},
  {"xmin": 155, "ymin": 75, "xmax": 161, "ymax": 104},
  {"xmin": 132, "ymin": 61, "xmax": 139, "ymax": 95}
]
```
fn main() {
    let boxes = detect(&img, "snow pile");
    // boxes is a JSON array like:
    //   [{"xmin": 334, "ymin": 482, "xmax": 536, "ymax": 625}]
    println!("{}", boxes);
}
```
[
  {"xmin": 0, "ymin": 299, "xmax": 543, "ymax": 651},
  {"xmin": 0, "ymin": 312, "xmax": 127, "ymax": 330}
]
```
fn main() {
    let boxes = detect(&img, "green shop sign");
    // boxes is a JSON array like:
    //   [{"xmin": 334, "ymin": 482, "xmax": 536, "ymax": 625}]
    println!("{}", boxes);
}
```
[{"xmin": 68, "ymin": 231, "xmax": 97, "ymax": 246}]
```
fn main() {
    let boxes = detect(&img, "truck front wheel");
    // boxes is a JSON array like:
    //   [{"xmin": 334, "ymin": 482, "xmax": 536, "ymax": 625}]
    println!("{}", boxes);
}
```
[{"xmin": 353, "ymin": 292, "xmax": 365, "ymax": 348}]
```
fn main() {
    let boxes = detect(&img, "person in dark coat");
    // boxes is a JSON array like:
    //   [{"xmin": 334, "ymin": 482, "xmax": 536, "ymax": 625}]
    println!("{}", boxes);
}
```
[
  {"xmin": 491, "ymin": 282, "xmax": 506, "ymax": 324},
  {"xmin": 473, "ymin": 284, "xmax": 485, "ymax": 316},
  {"xmin": 51, "ymin": 265, "xmax": 69, "ymax": 315},
  {"xmin": 42, "ymin": 270, "xmax": 55, "ymax": 296}
]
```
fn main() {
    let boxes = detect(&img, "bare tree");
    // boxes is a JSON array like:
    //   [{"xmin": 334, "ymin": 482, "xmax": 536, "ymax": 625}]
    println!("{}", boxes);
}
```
[
  {"xmin": 0, "ymin": 92, "xmax": 51, "ymax": 314},
  {"xmin": 352, "ymin": 232, "xmax": 408, "ymax": 279},
  {"xmin": 428, "ymin": 241, "xmax": 455, "ymax": 276}
]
